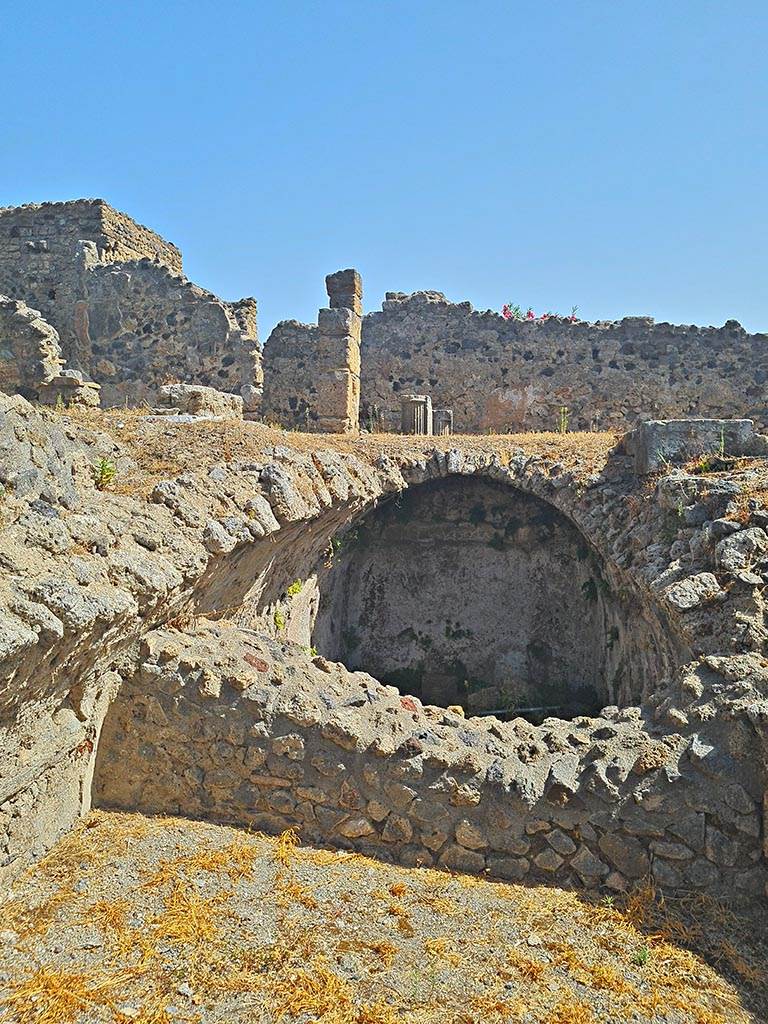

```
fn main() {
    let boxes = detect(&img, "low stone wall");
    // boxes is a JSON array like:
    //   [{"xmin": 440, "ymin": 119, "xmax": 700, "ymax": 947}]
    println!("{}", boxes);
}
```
[{"xmin": 94, "ymin": 620, "xmax": 764, "ymax": 896}]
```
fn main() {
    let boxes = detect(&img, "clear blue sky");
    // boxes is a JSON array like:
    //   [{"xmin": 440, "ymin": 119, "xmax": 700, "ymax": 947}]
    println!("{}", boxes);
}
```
[{"xmin": 2, "ymin": 1, "xmax": 766, "ymax": 336}]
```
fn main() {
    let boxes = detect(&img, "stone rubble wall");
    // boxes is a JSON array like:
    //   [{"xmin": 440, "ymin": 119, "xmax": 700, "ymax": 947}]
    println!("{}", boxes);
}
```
[
  {"xmin": 261, "ymin": 290, "xmax": 768, "ymax": 435},
  {"xmin": 0, "ymin": 200, "xmax": 260, "ymax": 409},
  {"xmin": 73, "ymin": 259, "xmax": 261, "ymax": 408},
  {"xmin": 261, "ymin": 320, "xmax": 319, "ymax": 428},
  {"xmin": 0, "ymin": 297, "xmax": 63, "ymax": 397},
  {"xmin": 94, "ymin": 619, "xmax": 764, "ymax": 897},
  {"xmin": 0, "ymin": 394, "xmax": 766, "ymax": 897},
  {"xmin": 262, "ymin": 270, "xmax": 362, "ymax": 433},
  {"xmin": 359, "ymin": 293, "xmax": 768, "ymax": 433},
  {"xmin": 0, "ymin": 200, "xmax": 182, "ymax": 322}
]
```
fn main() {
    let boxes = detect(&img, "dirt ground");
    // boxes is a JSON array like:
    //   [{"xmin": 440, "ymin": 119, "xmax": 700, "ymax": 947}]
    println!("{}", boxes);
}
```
[
  {"xmin": 59, "ymin": 406, "xmax": 620, "ymax": 495},
  {"xmin": 0, "ymin": 811, "xmax": 765, "ymax": 1024}
]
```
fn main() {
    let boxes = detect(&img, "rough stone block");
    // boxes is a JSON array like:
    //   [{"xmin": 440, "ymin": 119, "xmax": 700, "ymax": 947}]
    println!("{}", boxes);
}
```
[
  {"xmin": 625, "ymin": 418, "xmax": 760, "ymax": 474},
  {"xmin": 155, "ymin": 383, "xmax": 243, "ymax": 420},
  {"xmin": 326, "ymin": 268, "xmax": 362, "ymax": 315}
]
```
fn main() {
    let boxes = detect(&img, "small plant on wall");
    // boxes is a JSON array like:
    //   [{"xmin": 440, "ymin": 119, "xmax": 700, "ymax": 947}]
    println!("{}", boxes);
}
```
[
  {"xmin": 93, "ymin": 457, "xmax": 117, "ymax": 491},
  {"xmin": 501, "ymin": 303, "xmax": 579, "ymax": 323}
]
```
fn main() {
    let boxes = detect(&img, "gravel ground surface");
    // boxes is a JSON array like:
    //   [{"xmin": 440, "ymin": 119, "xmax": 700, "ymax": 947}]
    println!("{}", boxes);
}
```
[{"xmin": 0, "ymin": 811, "xmax": 765, "ymax": 1024}]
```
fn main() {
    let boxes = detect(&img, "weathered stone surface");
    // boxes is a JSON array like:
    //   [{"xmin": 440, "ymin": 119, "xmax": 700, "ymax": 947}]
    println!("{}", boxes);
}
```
[
  {"xmin": 716, "ymin": 528, "xmax": 768, "ymax": 573},
  {"xmin": 487, "ymin": 855, "xmax": 529, "ymax": 881},
  {"xmin": 534, "ymin": 849, "xmax": 564, "ymax": 873},
  {"xmin": 265, "ymin": 291, "xmax": 768, "ymax": 433},
  {"xmin": 625, "ymin": 419, "xmax": 760, "ymax": 474},
  {"xmin": 0, "ymin": 200, "xmax": 261, "ymax": 410},
  {"xmin": 0, "ymin": 395, "xmax": 765, "ymax": 900},
  {"xmin": 598, "ymin": 834, "xmax": 651, "ymax": 879},
  {"xmin": 571, "ymin": 845, "xmax": 609, "ymax": 879},
  {"xmin": 438, "ymin": 845, "xmax": 486, "ymax": 874},
  {"xmin": 266, "ymin": 270, "xmax": 362, "ymax": 434},
  {"xmin": 155, "ymin": 384, "xmax": 244, "ymax": 420},
  {"xmin": 455, "ymin": 819, "xmax": 487, "ymax": 850},
  {"xmin": 663, "ymin": 573, "xmax": 723, "ymax": 611},
  {"xmin": 0, "ymin": 296, "xmax": 62, "ymax": 397},
  {"xmin": 546, "ymin": 829, "xmax": 577, "ymax": 856}
]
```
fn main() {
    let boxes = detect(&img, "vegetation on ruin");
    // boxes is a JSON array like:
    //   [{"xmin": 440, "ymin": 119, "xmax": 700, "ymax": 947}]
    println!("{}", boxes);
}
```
[{"xmin": 501, "ymin": 304, "xmax": 579, "ymax": 323}]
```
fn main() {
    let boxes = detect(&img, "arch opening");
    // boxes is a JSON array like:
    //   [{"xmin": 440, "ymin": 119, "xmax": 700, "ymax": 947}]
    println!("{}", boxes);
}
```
[{"xmin": 310, "ymin": 476, "xmax": 675, "ymax": 721}]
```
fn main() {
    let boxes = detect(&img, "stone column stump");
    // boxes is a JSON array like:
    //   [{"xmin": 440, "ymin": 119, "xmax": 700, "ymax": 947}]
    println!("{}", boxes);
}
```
[
  {"xmin": 401, "ymin": 394, "xmax": 433, "ymax": 435},
  {"xmin": 433, "ymin": 408, "xmax": 454, "ymax": 435}
]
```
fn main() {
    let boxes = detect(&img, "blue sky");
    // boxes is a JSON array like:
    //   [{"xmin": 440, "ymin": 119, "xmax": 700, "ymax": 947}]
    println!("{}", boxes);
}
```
[{"xmin": 2, "ymin": 1, "xmax": 766, "ymax": 335}]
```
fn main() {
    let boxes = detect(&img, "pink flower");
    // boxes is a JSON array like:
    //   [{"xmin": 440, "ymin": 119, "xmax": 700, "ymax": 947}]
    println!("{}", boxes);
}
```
[{"xmin": 526, "ymin": 308, "xmax": 535, "ymax": 320}]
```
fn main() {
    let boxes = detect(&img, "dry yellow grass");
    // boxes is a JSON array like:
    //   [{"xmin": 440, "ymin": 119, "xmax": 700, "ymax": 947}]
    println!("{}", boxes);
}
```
[
  {"xmin": 0, "ymin": 811, "xmax": 764, "ymax": 1024},
  {"xmin": 58, "ymin": 404, "xmax": 620, "ymax": 499}
]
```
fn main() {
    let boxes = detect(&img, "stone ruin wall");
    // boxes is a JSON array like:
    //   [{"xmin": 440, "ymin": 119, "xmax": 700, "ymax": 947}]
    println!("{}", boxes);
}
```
[
  {"xmin": 261, "ymin": 270, "xmax": 361, "ymax": 432},
  {"xmin": 359, "ymin": 292, "xmax": 768, "ymax": 434},
  {"xmin": 73, "ymin": 256, "xmax": 261, "ymax": 408},
  {"xmin": 2, "ymin": 197, "xmax": 766, "ymax": 436},
  {"xmin": 0, "ymin": 199, "xmax": 182, "ymax": 320},
  {"xmin": 261, "ymin": 289, "xmax": 768, "ymax": 434},
  {"xmin": 0, "ymin": 297, "xmax": 63, "ymax": 397},
  {"xmin": 0, "ymin": 200, "xmax": 261, "ymax": 409},
  {"xmin": 260, "ymin": 319, "xmax": 318, "ymax": 426}
]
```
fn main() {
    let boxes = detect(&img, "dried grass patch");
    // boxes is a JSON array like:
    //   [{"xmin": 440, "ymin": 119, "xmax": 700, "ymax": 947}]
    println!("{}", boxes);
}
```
[{"xmin": 0, "ymin": 811, "xmax": 763, "ymax": 1024}]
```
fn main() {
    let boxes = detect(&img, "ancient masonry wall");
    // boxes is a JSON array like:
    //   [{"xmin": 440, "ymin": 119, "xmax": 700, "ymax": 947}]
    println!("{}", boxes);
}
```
[
  {"xmin": 0, "ymin": 199, "xmax": 182, "ymax": 319},
  {"xmin": 95, "ymin": 620, "xmax": 765, "ymax": 897},
  {"xmin": 0, "ymin": 200, "xmax": 261, "ymax": 409},
  {"xmin": 74, "ymin": 259, "xmax": 261, "ymax": 409},
  {"xmin": 359, "ymin": 292, "xmax": 768, "ymax": 433},
  {"xmin": 0, "ymin": 394, "xmax": 766, "ymax": 895},
  {"xmin": 262, "ymin": 270, "xmax": 361, "ymax": 433},
  {"xmin": 261, "ymin": 289, "xmax": 768, "ymax": 434}
]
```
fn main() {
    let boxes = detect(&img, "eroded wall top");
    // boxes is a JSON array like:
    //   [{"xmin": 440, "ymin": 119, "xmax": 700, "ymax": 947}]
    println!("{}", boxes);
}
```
[{"xmin": 360, "ymin": 292, "xmax": 768, "ymax": 433}]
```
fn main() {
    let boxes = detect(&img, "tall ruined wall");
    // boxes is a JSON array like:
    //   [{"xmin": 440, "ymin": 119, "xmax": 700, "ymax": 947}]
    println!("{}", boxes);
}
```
[
  {"xmin": 0, "ymin": 200, "xmax": 182, "ymax": 324},
  {"xmin": 359, "ymin": 292, "xmax": 768, "ymax": 433},
  {"xmin": 0, "ymin": 200, "xmax": 260, "ymax": 409},
  {"xmin": 74, "ymin": 259, "xmax": 261, "ymax": 408}
]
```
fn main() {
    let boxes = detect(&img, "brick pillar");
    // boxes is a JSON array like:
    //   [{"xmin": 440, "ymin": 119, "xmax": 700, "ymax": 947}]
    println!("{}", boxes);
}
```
[{"xmin": 313, "ymin": 269, "xmax": 362, "ymax": 433}]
